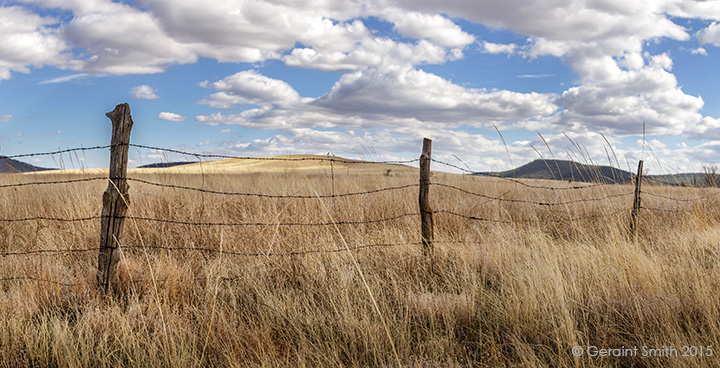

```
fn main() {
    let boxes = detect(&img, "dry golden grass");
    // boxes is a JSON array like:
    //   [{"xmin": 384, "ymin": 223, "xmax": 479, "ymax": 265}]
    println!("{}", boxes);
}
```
[{"xmin": 1, "ymin": 166, "xmax": 720, "ymax": 367}]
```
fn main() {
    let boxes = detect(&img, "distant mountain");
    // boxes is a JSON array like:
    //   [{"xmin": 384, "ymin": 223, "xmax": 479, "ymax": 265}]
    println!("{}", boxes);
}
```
[
  {"xmin": 485, "ymin": 159, "xmax": 633, "ymax": 184},
  {"xmin": 647, "ymin": 173, "xmax": 704, "ymax": 186},
  {"xmin": 0, "ymin": 156, "xmax": 54, "ymax": 173},
  {"xmin": 481, "ymin": 159, "xmax": 707, "ymax": 186},
  {"xmin": 137, "ymin": 161, "xmax": 194, "ymax": 169}
]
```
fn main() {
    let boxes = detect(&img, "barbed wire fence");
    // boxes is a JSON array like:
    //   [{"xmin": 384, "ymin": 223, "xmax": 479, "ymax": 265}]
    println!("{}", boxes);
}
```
[{"xmin": 2, "ymin": 103, "xmax": 720, "ymax": 291}]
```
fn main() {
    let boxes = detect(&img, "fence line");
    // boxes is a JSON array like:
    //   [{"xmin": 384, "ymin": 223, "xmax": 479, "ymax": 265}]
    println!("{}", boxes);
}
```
[
  {"xmin": 127, "ymin": 177, "xmax": 419, "ymax": 198},
  {"xmin": 1, "ymin": 142, "xmax": 418, "ymax": 165},
  {"xmin": 1, "ymin": 145, "xmax": 112, "ymax": 160},
  {"xmin": 0, "ymin": 177, "xmax": 108, "ymax": 189},
  {"xmin": 127, "ymin": 143, "xmax": 420, "ymax": 165},
  {"xmin": 3, "ymin": 104, "xmax": 720, "ymax": 291},
  {"xmin": 0, "ymin": 216, "xmax": 101, "ymax": 223},
  {"xmin": 435, "ymin": 208, "xmax": 628, "ymax": 224},
  {"xmin": 432, "ymin": 182, "xmax": 635, "ymax": 206},
  {"xmin": 0, "ymin": 213, "xmax": 418, "ymax": 226},
  {"xmin": 640, "ymin": 190, "xmax": 720, "ymax": 202},
  {"xmin": 1, "ymin": 247, "xmax": 101, "ymax": 257}
]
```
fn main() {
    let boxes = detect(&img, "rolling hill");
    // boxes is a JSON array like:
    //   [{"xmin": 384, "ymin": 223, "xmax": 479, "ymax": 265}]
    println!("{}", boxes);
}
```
[{"xmin": 485, "ymin": 159, "xmax": 633, "ymax": 184}]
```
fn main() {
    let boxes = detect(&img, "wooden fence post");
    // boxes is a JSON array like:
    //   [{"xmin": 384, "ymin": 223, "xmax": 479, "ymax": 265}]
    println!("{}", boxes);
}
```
[
  {"xmin": 97, "ymin": 103, "xmax": 133, "ymax": 292},
  {"xmin": 419, "ymin": 138, "xmax": 434, "ymax": 254},
  {"xmin": 630, "ymin": 160, "xmax": 643, "ymax": 239}
]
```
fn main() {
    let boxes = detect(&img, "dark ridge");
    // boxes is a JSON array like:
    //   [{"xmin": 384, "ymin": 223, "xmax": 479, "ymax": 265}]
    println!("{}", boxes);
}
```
[
  {"xmin": 478, "ymin": 159, "xmax": 707, "ymax": 186},
  {"xmin": 137, "ymin": 162, "xmax": 194, "ymax": 168},
  {"xmin": 483, "ymin": 159, "xmax": 633, "ymax": 184},
  {"xmin": 0, "ymin": 156, "xmax": 55, "ymax": 173}
]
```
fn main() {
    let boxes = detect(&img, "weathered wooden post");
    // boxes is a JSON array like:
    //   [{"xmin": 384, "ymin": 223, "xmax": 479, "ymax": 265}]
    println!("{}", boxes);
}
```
[
  {"xmin": 97, "ymin": 103, "xmax": 133, "ymax": 292},
  {"xmin": 630, "ymin": 160, "xmax": 643, "ymax": 239},
  {"xmin": 419, "ymin": 138, "xmax": 434, "ymax": 254}
]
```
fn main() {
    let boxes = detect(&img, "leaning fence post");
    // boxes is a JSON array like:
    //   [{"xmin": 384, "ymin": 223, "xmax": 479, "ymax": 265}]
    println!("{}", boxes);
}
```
[
  {"xmin": 630, "ymin": 160, "xmax": 643, "ymax": 239},
  {"xmin": 419, "ymin": 138, "xmax": 434, "ymax": 255},
  {"xmin": 97, "ymin": 103, "xmax": 133, "ymax": 292}
]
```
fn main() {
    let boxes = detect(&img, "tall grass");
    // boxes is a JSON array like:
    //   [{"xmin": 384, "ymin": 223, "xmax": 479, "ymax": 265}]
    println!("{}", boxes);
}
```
[{"xmin": 1, "ymin": 169, "xmax": 719, "ymax": 367}]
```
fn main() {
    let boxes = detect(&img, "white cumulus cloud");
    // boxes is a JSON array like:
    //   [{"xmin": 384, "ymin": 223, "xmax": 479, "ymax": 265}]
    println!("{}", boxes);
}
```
[
  {"xmin": 697, "ymin": 22, "xmax": 720, "ymax": 46},
  {"xmin": 199, "ymin": 70, "xmax": 301, "ymax": 108},
  {"xmin": 0, "ymin": 5, "xmax": 70, "ymax": 81},
  {"xmin": 383, "ymin": 8, "xmax": 475, "ymax": 48},
  {"xmin": 158, "ymin": 112, "xmax": 186, "ymax": 122},
  {"xmin": 482, "ymin": 41, "xmax": 517, "ymax": 55},
  {"xmin": 130, "ymin": 85, "xmax": 159, "ymax": 100},
  {"xmin": 196, "ymin": 67, "xmax": 557, "ymax": 130},
  {"xmin": 0, "ymin": 114, "xmax": 12, "ymax": 122}
]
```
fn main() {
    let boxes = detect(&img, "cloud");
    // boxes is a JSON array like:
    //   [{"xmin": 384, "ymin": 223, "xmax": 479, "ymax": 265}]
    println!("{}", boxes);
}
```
[
  {"xmin": 59, "ymin": 1, "xmax": 197, "ymax": 74},
  {"xmin": 0, "ymin": 115, "xmax": 12, "ymax": 122},
  {"xmin": 157, "ymin": 112, "xmax": 187, "ymax": 122},
  {"xmin": 482, "ymin": 41, "xmax": 517, "ymax": 54},
  {"xmin": 691, "ymin": 47, "xmax": 708, "ymax": 56},
  {"xmin": 9, "ymin": 0, "xmax": 720, "ymax": 169},
  {"xmin": 393, "ymin": 1, "xmax": 689, "ymax": 50},
  {"xmin": 196, "ymin": 67, "xmax": 557, "ymax": 130},
  {"xmin": 283, "ymin": 38, "xmax": 462, "ymax": 73},
  {"xmin": 130, "ymin": 85, "xmax": 159, "ymax": 100},
  {"xmin": 137, "ymin": 0, "xmax": 369, "ymax": 59},
  {"xmin": 532, "ymin": 60, "xmax": 703, "ymax": 136},
  {"xmin": 517, "ymin": 74, "xmax": 555, "ymax": 78},
  {"xmin": 13, "ymin": 0, "xmax": 476, "ymax": 75},
  {"xmin": 697, "ymin": 22, "xmax": 720, "ymax": 46},
  {"xmin": 383, "ymin": 8, "xmax": 475, "ymax": 48},
  {"xmin": 39, "ymin": 73, "xmax": 92, "ymax": 84},
  {"xmin": 312, "ymin": 65, "xmax": 556, "ymax": 124},
  {"xmin": 378, "ymin": 1, "xmax": 717, "ymax": 142},
  {"xmin": 199, "ymin": 70, "xmax": 301, "ymax": 108},
  {"xmin": 0, "ymin": 5, "xmax": 71, "ymax": 81}
]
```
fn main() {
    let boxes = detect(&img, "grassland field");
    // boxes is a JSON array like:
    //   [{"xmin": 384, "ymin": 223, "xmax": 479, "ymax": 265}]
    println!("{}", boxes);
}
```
[{"xmin": 1, "ymin": 159, "xmax": 720, "ymax": 367}]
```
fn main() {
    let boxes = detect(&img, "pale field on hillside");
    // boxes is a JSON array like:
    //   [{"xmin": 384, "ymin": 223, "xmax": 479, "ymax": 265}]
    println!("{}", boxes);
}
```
[{"xmin": 2, "ymin": 161, "xmax": 720, "ymax": 367}]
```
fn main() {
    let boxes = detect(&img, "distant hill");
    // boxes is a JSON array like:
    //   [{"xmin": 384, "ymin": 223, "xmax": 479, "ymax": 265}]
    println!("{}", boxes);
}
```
[
  {"xmin": 481, "ymin": 159, "xmax": 706, "ymax": 186},
  {"xmin": 0, "ymin": 156, "xmax": 54, "ymax": 173},
  {"xmin": 137, "ymin": 161, "xmax": 194, "ymax": 169},
  {"xmin": 486, "ymin": 159, "xmax": 633, "ymax": 184},
  {"xmin": 647, "ymin": 173, "xmax": 704, "ymax": 186}
]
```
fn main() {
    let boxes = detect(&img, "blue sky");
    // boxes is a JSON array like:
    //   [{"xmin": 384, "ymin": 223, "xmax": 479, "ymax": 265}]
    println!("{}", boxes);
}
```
[{"xmin": 2, "ymin": 0, "xmax": 720, "ymax": 174}]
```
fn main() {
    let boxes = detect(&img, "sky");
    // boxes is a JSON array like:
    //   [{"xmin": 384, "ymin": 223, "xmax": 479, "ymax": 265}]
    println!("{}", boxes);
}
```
[{"xmin": 1, "ymin": 0, "xmax": 720, "ymax": 174}]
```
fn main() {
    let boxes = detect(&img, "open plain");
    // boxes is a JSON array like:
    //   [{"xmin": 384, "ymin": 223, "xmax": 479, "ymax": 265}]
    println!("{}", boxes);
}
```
[{"xmin": 1, "ymin": 159, "xmax": 720, "ymax": 367}]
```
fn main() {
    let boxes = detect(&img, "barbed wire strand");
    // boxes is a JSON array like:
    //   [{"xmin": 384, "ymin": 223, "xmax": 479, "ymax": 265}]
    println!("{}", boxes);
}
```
[
  {"xmin": 128, "ymin": 143, "xmax": 419, "ymax": 165},
  {"xmin": 640, "ymin": 190, "xmax": 720, "ymax": 203},
  {"xmin": 1, "ymin": 247, "xmax": 101, "ymax": 257},
  {"xmin": 0, "ymin": 213, "xmax": 418, "ymax": 226},
  {"xmin": 2, "ymin": 143, "xmax": 418, "ymax": 169},
  {"xmin": 430, "ymin": 158, "xmax": 616, "ymax": 190},
  {"xmin": 2, "ymin": 145, "xmax": 111, "ymax": 160},
  {"xmin": 0, "ymin": 216, "xmax": 101, "ymax": 223},
  {"xmin": 431, "ymin": 182, "xmax": 634, "ymax": 206},
  {"xmin": 120, "ymin": 241, "xmax": 418, "ymax": 257},
  {"xmin": 0, "ymin": 177, "xmax": 107, "ymax": 189},
  {"xmin": 122, "ymin": 213, "xmax": 418, "ymax": 227},
  {"xmin": 435, "ymin": 208, "xmax": 626, "ymax": 224},
  {"xmin": 0, "ymin": 242, "xmax": 420, "ymax": 287},
  {"xmin": 127, "ymin": 177, "xmax": 419, "ymax": 198}
]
